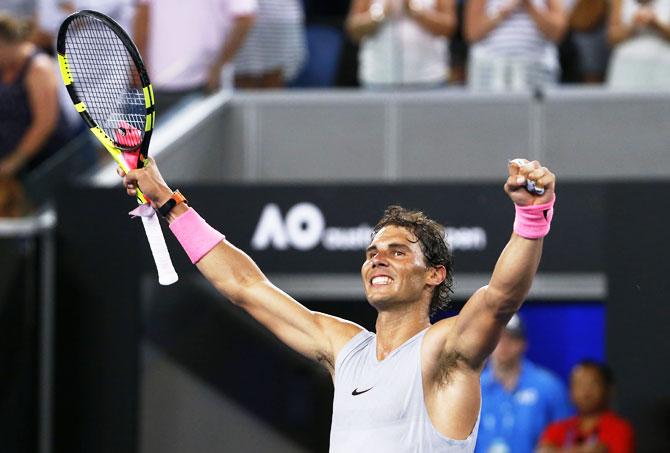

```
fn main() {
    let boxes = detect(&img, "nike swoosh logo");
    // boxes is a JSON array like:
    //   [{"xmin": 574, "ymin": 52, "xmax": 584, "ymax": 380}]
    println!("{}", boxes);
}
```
[{"xmin": 352, "ymin": 387, "xmax": 373, "ymax": 396}]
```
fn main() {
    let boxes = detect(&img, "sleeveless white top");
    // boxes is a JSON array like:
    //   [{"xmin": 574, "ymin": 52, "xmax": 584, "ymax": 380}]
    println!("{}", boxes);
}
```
[
  {"xmin": 359, "ymin": 0, "xmax": 449, "ymax": 86},
  {"xmin": 607, "ymin": 0, "xmax": 670, "ymax": 90},
  {"xmin": 330, "ymin": 328, "xmax": 479, "ymax": 452},
  {"xmin": 468, "ymin": 0, "xmax": 559, "ymax": 91}
]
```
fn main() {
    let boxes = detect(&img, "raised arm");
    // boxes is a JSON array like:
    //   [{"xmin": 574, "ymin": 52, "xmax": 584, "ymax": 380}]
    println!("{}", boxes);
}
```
[
  {"xmin": 608, "ymin": 0, "xmax": 664, "ymax": 45},
  {"xmin": 346, "ymin": 0, "xmax": 388, "ymax": 42},
  {"xmin": 121, "ymin": 160, "xmax": 363, "ymax": 374},
  {"xmin": 445, "ymin": 159, "xmax": 556, "ymax": 369}
]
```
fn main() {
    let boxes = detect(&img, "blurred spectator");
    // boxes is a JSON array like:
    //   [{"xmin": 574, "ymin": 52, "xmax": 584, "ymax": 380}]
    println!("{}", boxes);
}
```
[
  {"xmin": 30, "ymin": 1, "xmax": 136, "ymax": 136},
  {"xmin": 476, "ymin": 314, "xmax": 572, "ymax": 453},
  {"xmin": 449, "ymin": 0, "xmax": 469, "ymax": 84},
  {"xmin": 234, "ymin": 0, "xmax": 307, "ymax": 88},
  {"xmin": 0, "ymin": 176, "xmax": 30, "ymax": 217},
  {"xmin": 345, "ymin": 0, "xmax": 457, "ymax": 89},
  {"xmin": 2, "ymin": 1, "xmax": 36, "ymax": 20},
  {"xmin": 0, "ymin": 13, "xmax": 76, "ymax": 179},
  {"xmin": 134, "ymin": 0, "xmax": 256, "ymax": 112},
  {"xmin": 537, "ymin": 360, "xmax": 635, "ymax": 453},
  {"xmin": 566, "ymin": 0, "xmax": 610, "ymax": 83},
  {"xmin": 465, "ymin": 0, "xmax": 569, "ymax": 91},
  {"xmin": 33, "ymin": 1, "xmax": 136, "ymax": 50},
  {"xmin": 607, "ymin": 0, "xmax": 670, "ymax": 90}
]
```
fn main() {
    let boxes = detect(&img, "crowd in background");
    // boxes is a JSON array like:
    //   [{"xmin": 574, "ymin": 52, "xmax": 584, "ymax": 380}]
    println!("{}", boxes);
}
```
[
  {"xmin": 3, "ymin": 0, "xmax": 670, "ymax": 216},
  {"xmin": 0, "ymin": 2, "xmax": 640, "ymax": 450},
  {"xmin": 478, "ymin": 314, "xmax": 634, "ymax": 453}
]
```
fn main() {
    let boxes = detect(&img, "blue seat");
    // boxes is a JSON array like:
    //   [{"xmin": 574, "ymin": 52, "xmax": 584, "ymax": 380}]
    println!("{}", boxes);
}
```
[{"xmin": 290, "ymin": 25, "xmax": 344, "ymax": 88}]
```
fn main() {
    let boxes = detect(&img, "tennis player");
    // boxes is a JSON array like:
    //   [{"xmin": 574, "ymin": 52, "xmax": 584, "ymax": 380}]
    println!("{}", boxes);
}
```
[{"xmin": 120, "ymin": 158, "xmax": 556, "ymax": 452}]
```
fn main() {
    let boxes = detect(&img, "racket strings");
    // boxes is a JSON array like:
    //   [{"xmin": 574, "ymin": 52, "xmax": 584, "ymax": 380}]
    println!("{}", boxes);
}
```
[{"xmin": 64, "ymin": 15, "xmax": 146, "ymax": 148}]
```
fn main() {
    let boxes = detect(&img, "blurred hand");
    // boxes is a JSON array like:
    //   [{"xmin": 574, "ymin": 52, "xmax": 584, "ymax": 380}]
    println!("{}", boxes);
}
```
[
  {"xmin": 0, "ymin": 153, "xmax": 26, "ymax": 177},
  {"xmin": 117, "ymin": 157, "xmax": 173, "ymax": 207},
  {"xmin": 504, "ymin": 158, "xmax": 556, "ymax": 206},
  {"xmin": 498, "ymin": 0, "xmax": 522, "ymax": 19},
  {"xmin": 634, "ymin": 7, "xmax": 654, "ymax": 28},
  {"xmin": 403, "ymin": 0, "xmax": 425, "ymax": 17},
  {"xmin": 369, "ymin": 0, "xmax": 396, "ymax": 19}
]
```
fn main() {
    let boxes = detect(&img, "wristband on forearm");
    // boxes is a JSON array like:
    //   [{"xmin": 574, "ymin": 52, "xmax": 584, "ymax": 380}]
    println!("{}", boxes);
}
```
[
  {"xmin": 513, "ymin": 194, "xmax": 556, "ymax": 239},
  {"xmin": 169, "ymin": 208, "xmax": 225, "ymax": 264}
]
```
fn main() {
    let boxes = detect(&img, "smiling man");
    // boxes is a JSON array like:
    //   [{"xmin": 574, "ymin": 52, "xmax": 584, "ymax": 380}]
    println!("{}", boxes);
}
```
[{"xmin": 120, "ymin": 157, "xmax": 556, "ymax": 452}]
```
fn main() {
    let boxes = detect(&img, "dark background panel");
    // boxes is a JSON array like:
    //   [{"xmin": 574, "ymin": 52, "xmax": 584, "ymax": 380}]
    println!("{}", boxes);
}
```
[
  {"xmin": 605, "ymin": 183, "xmax": 670, "ymax": 453},
  {"xmin": 53, "ymin": 183, "xmax": 669, "ymax": 453},
  {"xmin": 55, "ymin": 187, "xmax": 141, "ymax": 453},
  {"xmin": 148, "ymin": 183, "xmax": 605, "ymax": 275},
  {"xmin": 0, "ymin": 238, "xmax": 39, "ymax": 453}
]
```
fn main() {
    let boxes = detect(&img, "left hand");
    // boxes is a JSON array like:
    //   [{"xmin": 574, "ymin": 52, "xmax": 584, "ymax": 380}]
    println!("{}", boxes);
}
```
[
  {"xmin": 504, "ymin": 158, "xmax": 556, "ymax": 206},
  {"xmin": 634, "ymin": 7, "xmax": 654, "ymax": 28},
  {"xmin": 0, "ymin": 153, "xmax": 27, "ymax": 177},
  {"xmin": 403, "ymin": 0, "xmax": 424, "ymax": 17}
]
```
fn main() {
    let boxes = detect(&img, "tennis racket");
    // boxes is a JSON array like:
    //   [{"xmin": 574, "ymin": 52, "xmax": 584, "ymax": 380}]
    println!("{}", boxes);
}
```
[{"xmin": 57, "ymin": 9, "xmax": 178, "ymax": 285}]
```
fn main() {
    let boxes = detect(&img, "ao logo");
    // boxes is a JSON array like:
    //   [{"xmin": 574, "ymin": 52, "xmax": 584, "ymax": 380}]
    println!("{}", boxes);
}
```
[
  {"xmin": 251, "ymin": 202, "xmax": 487, "ymax": 252},
  {"xmin": 251, "ymin": 203, "xmax": 325, "ymax": 251}
]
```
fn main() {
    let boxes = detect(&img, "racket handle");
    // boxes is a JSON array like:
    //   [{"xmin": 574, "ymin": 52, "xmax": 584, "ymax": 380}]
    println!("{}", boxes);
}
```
[
  {"xmin": 141, "ymin": 214, "xmax": 178, "ymax": 285},
  {"xmin": 135, "ymin": 186, "xmax": 148, "ymax": 204},
  {"xmin": 525, "ymin": 180, "xmax": 545, "ymax": 195}
]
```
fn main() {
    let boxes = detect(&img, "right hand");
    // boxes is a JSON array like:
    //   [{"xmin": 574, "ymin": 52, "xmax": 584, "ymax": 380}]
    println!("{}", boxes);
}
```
[
  {"xmin": 117, "ymin": 157, "xmax": 173, "ymax": 207},
  {"xmin": 504, "ymin": 158, "xmax": 556, "ymax": 206},
  {"xmin": 378, "ymin": 0, "xmax": 398, "ymax": 19},
  {"xmin": 634, "ymin": 7, "xmax": 654, "ymax": 28},
  {"xmin": 498, "ymin": 0, "xmax": 521, "ymax": 19}
]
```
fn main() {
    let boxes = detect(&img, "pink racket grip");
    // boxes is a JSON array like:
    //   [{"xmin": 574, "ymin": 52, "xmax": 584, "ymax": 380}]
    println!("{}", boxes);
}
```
[
  {"xmin": 513, "ymin": 194, "xmax": 556, "ymax": 239},
  {"xmin": 169, "ymin": 208, "xmax": 225, "ymax": 264}
]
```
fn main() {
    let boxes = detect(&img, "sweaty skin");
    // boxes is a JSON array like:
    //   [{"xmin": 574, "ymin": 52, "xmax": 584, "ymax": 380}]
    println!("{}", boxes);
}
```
[{"xmin": 120, "ymin": 158, "xmax": 555, "ymax": 440}]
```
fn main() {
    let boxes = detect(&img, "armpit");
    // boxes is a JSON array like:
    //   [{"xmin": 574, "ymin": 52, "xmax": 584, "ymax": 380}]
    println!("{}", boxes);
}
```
[{"xmin": 434, "ymin": 350, "xmax": 467, "ymax": 387}]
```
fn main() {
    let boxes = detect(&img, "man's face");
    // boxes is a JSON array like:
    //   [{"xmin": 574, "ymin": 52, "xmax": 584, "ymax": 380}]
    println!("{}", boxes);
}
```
[
  {"xmin": 492, "ymin": 331, "xmax": 526, "ymax": 367},
  {"xmin": 361, "ymin": 225, "xmax": 435, "ymax": 311},
  {"xmin": 570, "ymin": 365, "xmax": 609, "ymax": 415}
]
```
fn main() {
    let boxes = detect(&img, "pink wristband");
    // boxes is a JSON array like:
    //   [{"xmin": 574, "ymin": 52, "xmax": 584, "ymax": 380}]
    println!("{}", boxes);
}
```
[
  {"xmin": 513, "ymin": 194, "xmax": 556, "ymax": 239},
  {"xmin": 169, "ymin": 208, "xmax": 225, "ymax": 264}
]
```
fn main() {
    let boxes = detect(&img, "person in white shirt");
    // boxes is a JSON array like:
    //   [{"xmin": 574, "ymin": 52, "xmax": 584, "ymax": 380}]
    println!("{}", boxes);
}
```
[
  {"xmin": 607, "ymin": 0, "xmax": 670, "ymax": 90},
  {"xmin": 133, "ymin": 0, "xmax": 256, "ymax": 112},
  {"xmin": 346, "ymin": 0, "xmax": 457, "ymax": 88},
  {"xmin": 234, "ymin": 0, "xmax": 306, "ymax": 88},
  {"xmin": 465, "ymin": 0, "xmax": 568, "ymax": 91}
]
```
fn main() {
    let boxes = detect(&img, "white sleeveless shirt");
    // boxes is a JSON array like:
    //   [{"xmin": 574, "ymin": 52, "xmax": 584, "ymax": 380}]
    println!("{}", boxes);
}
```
[
  {"xmin": 607, "ymin": 0, "xmax": 670, "ymax": 89},
  {"xmin": 330, "ymin": 328, "xmax": 479, "ymax": 452},
  {"xmin": 359, "ymin": 0, "xmax": 448, "ymax": 86},
  {"xmin": 468, "ymin": 0, "xmax": 559, "ymax": 91}
]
